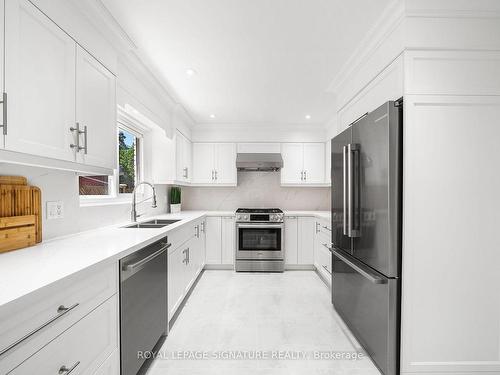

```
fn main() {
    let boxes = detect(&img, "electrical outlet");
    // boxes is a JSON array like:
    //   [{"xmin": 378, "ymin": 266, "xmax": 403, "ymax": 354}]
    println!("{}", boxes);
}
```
[{"xmin": 47, "ymin": 201, "xmax": 64, "ymax": 219}]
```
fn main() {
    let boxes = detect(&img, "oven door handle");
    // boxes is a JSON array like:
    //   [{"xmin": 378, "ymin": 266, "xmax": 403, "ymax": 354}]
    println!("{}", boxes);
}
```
[{"xmin": 236, "ymin": 224, "xmax": 284, "ymax": 229}]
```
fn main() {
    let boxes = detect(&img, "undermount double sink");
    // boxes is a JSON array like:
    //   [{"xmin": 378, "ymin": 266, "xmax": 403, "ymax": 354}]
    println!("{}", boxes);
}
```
[{"xmin": 123, "ymin": 219, "xmax": 180, "ymax": 229}]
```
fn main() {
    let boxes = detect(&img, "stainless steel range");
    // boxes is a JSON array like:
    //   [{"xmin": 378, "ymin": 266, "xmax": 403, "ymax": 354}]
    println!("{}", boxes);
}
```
[{"xmin": 235, "ymin": 208, "xmax": 284, "ymax": 272}]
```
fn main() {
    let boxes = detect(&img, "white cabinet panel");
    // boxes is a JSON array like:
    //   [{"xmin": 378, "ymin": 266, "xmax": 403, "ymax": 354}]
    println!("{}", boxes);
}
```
[
  {"xmin": 168, "ymin": 243, "xmax": 187, "ymax": 318},
  {"xmin": 10, "ymin": 295, "xmax": 118, "ymax": 375},
  {"xmin": 401, "ymin": 95, "xmax": 500, "ymax": 374},
  {"xmin": 284, "ymin": 216, "xmax": 298, "ymax": 264},
  {"xmin": 205, "ymin": 216, "xmax": 222, "ymax": 264},
  {"xmin": 192, "ymin": 143, "xmax": 237, "ymax": 185},
  {"xmin": 280, "ymin": 143, "xmax": 303, "ymax": 184},
  {"xmin": 303, "ymin": 143, "xmax": 325, "ymax": 184},
  {"xmin": 192, "ymin": 143, "xmax": 215, "ymax": 183},
  {"xmin": 150, "ymin": 129, "xmax": 176, "ymax": 184},
  {"xmin": 0, "ymin": 0, "xmax": 4, "ymax": 149},
  {"xmin": 221, "ymin": 216, "xmax": 235, "ymax": 265},
  {"xmin": 298, "ymin": 217, "xmax": 314, "ymax": 264},
  {"xmin": 4, "ymin": 0, "xmax": 75, "ymax": 161},
  {"xmin": 325, "ymin": 140, "xmax": 331, "ymax": 184},
  {"xmin": 176, "ymin": 131, "xmax": 192, "ymax": 182},
  {"xmin": 75, "ymin": 46, "xmax": 116, "ymax": 169},
  {"xmin": 93, "ymin": 350, "xmax": 119, "ymax": 375},
  {"xmin": 215, "ymin": 143, "xmax": 237, "ymax": 184}
]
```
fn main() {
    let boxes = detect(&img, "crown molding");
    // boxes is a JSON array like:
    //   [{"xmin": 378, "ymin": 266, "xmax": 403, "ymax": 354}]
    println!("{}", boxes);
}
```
[
  {"xmin": 70, "ymin": 0, "xmax": 197, "ymax": 128},
  {"xmin": 326, "ymin": 0, "xmax": 405, "ymax": 95},
  {"xmin": 193, "ymin": 122, "xmax": 325, "ymax": 131}
]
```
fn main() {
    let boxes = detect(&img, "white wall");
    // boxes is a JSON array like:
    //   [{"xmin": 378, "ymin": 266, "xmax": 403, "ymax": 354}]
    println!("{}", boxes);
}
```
[
  {"xmin": 182, "ymin": 171, "xmax": 330, "ymax": 211},
  {"xmin": 0, "ymin": 164, "xmax": 168, "ymax": 240}
]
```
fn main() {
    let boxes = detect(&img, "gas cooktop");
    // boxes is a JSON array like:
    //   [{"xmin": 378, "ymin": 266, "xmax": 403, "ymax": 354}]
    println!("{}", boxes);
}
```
[{"xmin": 236, "ymin": 208, "xmax": 283, "ymax": 214}]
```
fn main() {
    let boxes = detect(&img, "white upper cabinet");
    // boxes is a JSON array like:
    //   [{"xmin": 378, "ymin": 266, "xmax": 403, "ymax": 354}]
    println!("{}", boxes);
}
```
[
  {"xmin": 215, "ymin": 143, "xmax": 237, "ymax": 184},
  {"xmin": 4, "ymin": 0, "xmax": 76, "ymax": 161},
  {"xmin": 280, "ymin": 143, "xmax": 303, "ymax": 184},
  {"xmin": 0, "ymin": 0, "xmax": 4, "ymax": 149},
  {"xmin": 302, "ymin": 143, "xmax": 325, "ymax": 183},
  {"xmin": 281, "ymin": 143, "xmax": 325, "ymax": 185},
  {"xmin": 192, "ymin": 143, "xmax": 215, "ymax": 183},
  {"xmin": 192, "ymin": 143, "xmax": 237, "ymax": 185},
  {"xmin": 75, "ymin": 46, "xmax": 116, "ymax": 170},
  {"xmin": 175, "ymin": 131, "xmax": 192, "ymax": 183}
]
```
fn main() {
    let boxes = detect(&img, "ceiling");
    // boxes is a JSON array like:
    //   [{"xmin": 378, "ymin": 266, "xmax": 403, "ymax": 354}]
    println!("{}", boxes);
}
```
[{"xmin": 102, "ymin": 0, "xmax": 391, "ymax": 127}]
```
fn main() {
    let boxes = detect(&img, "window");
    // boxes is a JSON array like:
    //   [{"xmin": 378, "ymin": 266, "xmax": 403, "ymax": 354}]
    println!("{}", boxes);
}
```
[
  {"xmin": 79, "ymin": 125, "xmax": 142, "ymax": 199},
  {"xmin": 118, "ymin": 128, "xmax": 140, "ymax": 194}
]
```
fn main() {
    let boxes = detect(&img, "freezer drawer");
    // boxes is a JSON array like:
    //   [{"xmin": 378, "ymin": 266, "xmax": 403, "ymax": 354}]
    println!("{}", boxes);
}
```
[{"xmin": 332, "ymin": 248, "xmax": 399, "ymax": 375}]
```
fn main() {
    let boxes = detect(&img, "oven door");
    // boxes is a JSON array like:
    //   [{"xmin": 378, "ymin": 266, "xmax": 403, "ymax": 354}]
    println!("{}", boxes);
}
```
[{"xmin": 236, "ymin": 223, "xmax": 284, "ymax": 260}]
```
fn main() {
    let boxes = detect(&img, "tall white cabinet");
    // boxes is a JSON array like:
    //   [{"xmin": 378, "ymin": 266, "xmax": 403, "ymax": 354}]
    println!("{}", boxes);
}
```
[
  {"xmin": 75, "ymin": 47, "xmax": 116, "ymax": 170},
  {"xmin": 4, "ymin": 0, "xmax": 76, "ymax": 161},
  {"xmin": 281, "ymin": 143, "xmax": 325, "ymax": 184},
  {"xmin": 175, "ymin": 131, "xmax": 192, "ymax": 183}
]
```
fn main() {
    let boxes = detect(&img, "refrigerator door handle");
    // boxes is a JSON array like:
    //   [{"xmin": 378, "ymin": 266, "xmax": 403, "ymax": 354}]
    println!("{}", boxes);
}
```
[
  {"xmin": 332, "ymin": 248, "xmax": 387, "ymax": 284},
  {"xmin": 348, "ymin": 143, "xmax": 361, "ymax": 238},
  {"xmin": 343, "ymin": 145, "xmax": 348, "ymax": 236}
]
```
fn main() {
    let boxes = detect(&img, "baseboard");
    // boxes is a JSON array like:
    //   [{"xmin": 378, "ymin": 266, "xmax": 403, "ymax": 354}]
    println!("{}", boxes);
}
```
[
  {"xmin": 204, "ymin": 264, "xmax": 234, "ymax": 270},
  {"xmin": 284, "ymin": 264, "xmax": 315, "ymax": 270}
]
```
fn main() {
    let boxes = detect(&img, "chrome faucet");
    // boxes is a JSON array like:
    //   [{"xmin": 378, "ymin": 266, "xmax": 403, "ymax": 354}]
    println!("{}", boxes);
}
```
[{"xmin": 131, "ymin": 181, "xmax": 157, "ymax": 222}]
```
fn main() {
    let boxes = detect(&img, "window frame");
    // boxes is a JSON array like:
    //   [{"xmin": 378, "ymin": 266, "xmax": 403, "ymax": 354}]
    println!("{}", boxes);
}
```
[{"xmin": 79, "ymin": 109, "xmax": 146, "ymax": 206}]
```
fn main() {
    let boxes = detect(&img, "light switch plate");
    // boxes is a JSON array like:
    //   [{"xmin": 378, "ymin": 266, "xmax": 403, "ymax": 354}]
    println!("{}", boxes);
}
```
[{"xmin": 47, "ymin": 201, "xmax": 64, "ymax": 219}]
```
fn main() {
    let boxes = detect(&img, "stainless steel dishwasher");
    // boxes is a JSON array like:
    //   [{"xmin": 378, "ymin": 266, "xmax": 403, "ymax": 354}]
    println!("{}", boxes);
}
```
[{"xmin": 120, "ymin": 237, "xmax": 170, "ymax": 375}]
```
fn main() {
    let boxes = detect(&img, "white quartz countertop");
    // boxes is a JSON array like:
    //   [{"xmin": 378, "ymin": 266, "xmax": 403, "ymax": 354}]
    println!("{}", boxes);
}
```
[
  {"xmin": 284, "ymin": 211, "xmax": 331, "ymax": 221},
  {"xmin": 0, "ymin": 209, "xmax": 327, "ymax": 308}
]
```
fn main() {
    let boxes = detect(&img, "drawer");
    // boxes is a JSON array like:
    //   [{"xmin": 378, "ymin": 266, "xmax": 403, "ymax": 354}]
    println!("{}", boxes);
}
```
[
  {"xmin": 0, "ymin": 262, "xmax": 117, "ymax": 373},
  {"xmin": 93, "ymin": 349, "xmax": 119, "ymax": 375},
  {"xmin": 167, "ymin": 219, "xmax": 200, "ymax": 253},
  {"xmin": 318, "ymin": 243, "xmax": 332, "ymax": 275},
  {"xmin": 9, "ymin": 295, "xmax": 118, "ymax": 375}
]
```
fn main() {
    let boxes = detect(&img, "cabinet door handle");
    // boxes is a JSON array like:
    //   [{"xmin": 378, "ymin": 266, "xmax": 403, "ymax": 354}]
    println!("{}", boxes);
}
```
[
  {"xmin": 59, "ymin": 361, "xmax": 80, "ymax": 374},
  {"xmin": 70, "ymin": 123, "xmax": 80, "ymax": 151},
  {"xmin": 300, "ymin": 171, "xmax": 304, "ymax": 181},
  {"xmin": 212, "ymin": 170, "xmax": 215, "ymax": 181},
  {"xmin": 0, "ymin": 303, "xmax": 79, "ymax": 357},
  {"xmin": 81, "ymin": 125, "xmax": 88, "ymax": 154},
  {"xmin": 304, "ymin": 170, "xmax": 307, "ymax": 181},
  {"xmin": 215, "ymin": 170, "xmax": 218, "ymax": 180},
  {"xmin": 0, "ymin": 92, "xmax": 7, "ymax": 135},
  {"xmin": 315, "ymin": 222, "xmax": 320, "ymax": 233},
  {"xmin": 183, "ymin": 167, "xmax": 188, "ymax": 178}
]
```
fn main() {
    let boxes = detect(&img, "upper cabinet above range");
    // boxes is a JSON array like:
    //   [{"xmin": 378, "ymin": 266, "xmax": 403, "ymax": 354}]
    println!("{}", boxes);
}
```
[
  {"xmin": 0, "ymin": 0, "xmax": 117, "ymax": 174},
  {"xmin": 192, "ymin": 143, "xmax": 237, "ymax": 186},
  {"xmin": 281, "ymin": 143, "xmax": 327, "ymax": 186}
]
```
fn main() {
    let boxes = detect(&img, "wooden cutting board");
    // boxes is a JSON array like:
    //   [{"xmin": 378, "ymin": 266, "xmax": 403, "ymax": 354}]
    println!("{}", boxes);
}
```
[{"xmin": 0, "ymin": 176, "xmax": 42, "ymax": 253}]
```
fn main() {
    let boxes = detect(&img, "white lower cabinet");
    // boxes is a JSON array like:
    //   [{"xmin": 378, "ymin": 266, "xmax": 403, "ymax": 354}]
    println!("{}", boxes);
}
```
[
  {"xmin": 313, "ymin": 219, "xmax": 332, "ymax": 286},
  {"xmin": 205, "ymin": 216, "xmax": 235, "ymax": 266},
  {"xmin": 167, "ymin": 218, "xmax": 206, "ymax": 321},
  {"xmin": 205, "ymin": 216, "xmax": 222, "ymax": 264},
  {"xmin": 10, "ymin": 295, "xmax": 118, "ymax": 375},
  {"xmin": 284, "ymin": 216, "xmax": 298, "ymax": 264},
  {"xmin": 284, "ymin": 216, "xmax": 314, "ymax": 266},
  {"xmin": 221, "ymin": 216, "xmax": 235, "ymax": 265}
]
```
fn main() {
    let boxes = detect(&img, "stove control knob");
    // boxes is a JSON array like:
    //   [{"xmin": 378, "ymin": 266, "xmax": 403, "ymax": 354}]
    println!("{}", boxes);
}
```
[{"xmin": 244, "ymin": 215, "xmax": 249, "ymax": 220}]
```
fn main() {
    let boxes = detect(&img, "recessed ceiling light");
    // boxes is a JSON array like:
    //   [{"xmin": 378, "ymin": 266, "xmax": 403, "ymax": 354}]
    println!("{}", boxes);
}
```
[
  {"xmin": 186, "ymin": 68, "xmax": 197, "ymax": 78},
  {"xmin": 305, "ymin": 115, "xmax": 311, "ymax": 120},
  {"xmin": 209, "ymin": 114, "xmax": 216, "ymax": 119}
]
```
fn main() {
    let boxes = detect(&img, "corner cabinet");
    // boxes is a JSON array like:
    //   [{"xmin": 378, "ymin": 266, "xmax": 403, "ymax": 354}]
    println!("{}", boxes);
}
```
[
  {"xmin": 192, "ymin": 143, "xmax": 237, "ymax": 185},
  {"xmin": 1, "ymin": 0, "xmax": 116, "ymax": 174},
  {"xmin": 281, "ymin": 143, "xmax": 326, "ymax": 185}
]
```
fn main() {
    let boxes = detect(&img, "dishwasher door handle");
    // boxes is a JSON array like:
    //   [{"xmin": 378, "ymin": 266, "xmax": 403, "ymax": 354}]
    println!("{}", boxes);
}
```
[{"xmin": 124, "ymin": 243, "xmax": 171, "ymax": 271}]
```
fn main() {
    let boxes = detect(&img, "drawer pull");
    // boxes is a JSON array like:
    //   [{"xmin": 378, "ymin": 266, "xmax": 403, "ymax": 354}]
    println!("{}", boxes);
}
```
[
  {"xmin": 322, "ymin": 265, "xmax": 332, "ymax": 275},
  {"xmin": 0, "ymin": 303, "xmax": 79, "ymax": 357},
  {"xmin": 322, "ymin": 226, "xmax": 332, "ymax": 231},
  {"xmin": 59, "ymin": 361, "xmax": 80, "ymax": 374}
]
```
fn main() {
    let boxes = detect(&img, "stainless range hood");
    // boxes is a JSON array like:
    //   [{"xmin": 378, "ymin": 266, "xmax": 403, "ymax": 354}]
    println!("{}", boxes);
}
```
[{"xmin": 236, "ymin": 153, "xmax": 283, "ymax": 172}]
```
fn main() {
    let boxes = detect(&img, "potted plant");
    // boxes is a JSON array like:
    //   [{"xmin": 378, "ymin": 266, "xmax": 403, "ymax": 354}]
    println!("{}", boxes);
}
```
[{"xmin": 170, "ymin": 186, "xmax": 181, "ymax": 213}]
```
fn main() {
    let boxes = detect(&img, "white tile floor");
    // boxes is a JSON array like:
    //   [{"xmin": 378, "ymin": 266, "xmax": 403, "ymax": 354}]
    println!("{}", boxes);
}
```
[{"xmin": 147, "ymin": 270, "xmax": 381, "ymax": 375}]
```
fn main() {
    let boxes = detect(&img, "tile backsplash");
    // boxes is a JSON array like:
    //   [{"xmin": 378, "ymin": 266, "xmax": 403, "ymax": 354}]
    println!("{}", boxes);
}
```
[{"xmin": 181, "ymin": 172, "xmax": 330, "ymax": 211}]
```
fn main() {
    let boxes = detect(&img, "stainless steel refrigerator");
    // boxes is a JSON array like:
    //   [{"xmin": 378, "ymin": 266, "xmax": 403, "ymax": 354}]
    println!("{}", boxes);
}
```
[{"xmin": 331, "ymin": 100, "xmax": 403, "ymax": 375}]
